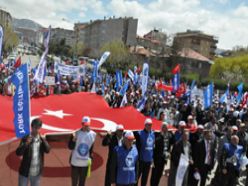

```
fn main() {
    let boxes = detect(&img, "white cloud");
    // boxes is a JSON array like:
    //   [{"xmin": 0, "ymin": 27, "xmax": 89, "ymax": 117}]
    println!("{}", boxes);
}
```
[
  {"xmin": 108, "ymin": 0, "xmax": 248, "ymax": 49},
  {"xmin": 1, "ymin": 0, "xmax": 248, "ymax": 49}
]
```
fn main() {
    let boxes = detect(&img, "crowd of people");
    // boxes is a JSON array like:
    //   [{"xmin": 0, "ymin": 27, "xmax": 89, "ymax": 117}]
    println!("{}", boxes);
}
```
[{"xmin": 1, "ymin": 58, "xmax": 248, "ymax": 186}]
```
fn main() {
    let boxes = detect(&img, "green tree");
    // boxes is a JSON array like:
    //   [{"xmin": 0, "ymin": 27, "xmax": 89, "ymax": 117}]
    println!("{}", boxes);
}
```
[
  {"xmin": 71, "ymin": 41, "xmax": 85, "ymax": 56},
  {"xmin": 100, "ymin": 40, "xmax": 131, "ymax": 73},
  {"xmin": 0, "ymin": 22, "xmax": 19, "ymax": 55}
]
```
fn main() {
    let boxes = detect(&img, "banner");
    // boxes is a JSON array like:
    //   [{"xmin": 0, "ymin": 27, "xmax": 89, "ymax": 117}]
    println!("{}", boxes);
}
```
[
  {"xmin": 44, "ymin": 76, "xmax": 55, "ymax": 85},
  {"xmin": 0, "ymin": 25, "xmax": 3, "ymax": 63},
  {"xmin": 55, "ymin": 62, "xmax": 86, "ymax": 76},
  {"xmin": 120, "ymin": 93, "xmax": 127, "ymax": 107},
  {"xmin": 120, "ymin": 80, "xmax": 130, "ymax": 96},
  {"xmin": 176, "ymin": 154, "xmax": 189, "ymax": 186},
  {"xmin": 141, "ymin": 63, "xmax": 149, "ymax": 96},
  {"xmin": 128, "ymin": 69, "xmax": 134, "ymax": 82},
  {"xmin": 92, "ymin": 61, "xmax": 98, "ymax": 83},
  {"xmin": 115, "ymin": 70, "xmax": 122, "ymax": 91},
  {"xmin": 34, "ymin": 26, "xmax": 51, "ymax": 83},
  {"xmin": 173, "ymin": 73, "xmax": 180, "ymax": 92},
  {"xmin": 11, "ymin": 64, "xmax": 30, "ymax": 138},
  {"xmin": 98, "ymin": 51, "xmax": 110, "ymax": 68},
  {"xmin": 204, "ymin": 83, "xmax": 214, "ymax": 109},
  {"xmin": 237, "ymin": 83, "xmax": 243, "ymax": 104}
]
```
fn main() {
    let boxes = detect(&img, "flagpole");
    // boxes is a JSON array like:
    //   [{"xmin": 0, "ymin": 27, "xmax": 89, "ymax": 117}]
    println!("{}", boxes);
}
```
[{"xmin": 26, "ymin": 64, "xmax": 32, "ymax": 129}]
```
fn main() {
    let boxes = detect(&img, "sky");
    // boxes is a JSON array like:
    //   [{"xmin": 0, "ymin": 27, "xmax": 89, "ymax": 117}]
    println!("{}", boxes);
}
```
[{"xmin": 1, "ymin": 0, "xmax": 248, "ymax": 49}]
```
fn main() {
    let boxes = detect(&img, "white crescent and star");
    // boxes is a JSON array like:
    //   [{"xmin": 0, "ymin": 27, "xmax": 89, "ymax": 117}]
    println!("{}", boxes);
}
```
[
  {"xmin": 30, "ymin": 109, "xmax": 118, "ymax": 133},
  {"xmin": 42, "ymin": 109, "xmax": 72, "ymax": 119}
]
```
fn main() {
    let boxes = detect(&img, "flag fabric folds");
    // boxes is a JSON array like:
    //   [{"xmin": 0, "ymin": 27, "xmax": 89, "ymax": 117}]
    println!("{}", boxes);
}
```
[
  {"xmin": 141, "ymin": 63, "xmax": 149, "ymax": 96},
  {"xmin": 204, "ymin": 83, "xmax": 214, "ymax": 109},
  {"xmin": 11, "ymin": 64, "xmax": 30, "ymax": 138}
]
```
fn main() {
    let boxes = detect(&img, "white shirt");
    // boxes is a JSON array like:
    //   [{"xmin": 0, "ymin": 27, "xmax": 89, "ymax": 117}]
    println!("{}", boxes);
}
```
[{"xmin": 71, "ymin": 130, "xmax": 96, "ymax": 167}]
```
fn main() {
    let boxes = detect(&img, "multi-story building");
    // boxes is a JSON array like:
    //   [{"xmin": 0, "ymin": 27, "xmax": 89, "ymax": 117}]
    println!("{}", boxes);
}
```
[
  {"xmin": 173, "ymin": 30, "xmax": 218, "ymax": 59},
  {"xmin": 136, "ymin": 29, "xmax": 169, "ymax": 55},
  {"xmin": 50, "ymin": 28, "xmax": 75, "ymax": 46},
  {"xmin": 75, "ymin": 17, "xmax": 138, "ymax": 57},
  {"xmin": 0, "ymin": 8, "xmax": 12, "ymax": 27}
]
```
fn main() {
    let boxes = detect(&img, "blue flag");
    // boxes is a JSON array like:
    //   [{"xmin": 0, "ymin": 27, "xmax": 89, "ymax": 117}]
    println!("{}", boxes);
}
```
[
  {"xmin": 120, "ymin": 80, "xmax": 130, "ymax": 96},
  {"xmin": 137, "ymin": 96, "xmax": 147, "ymax": 112},
  {"xmin": 204, "ymin": 83, "xmax": 214, "ymax": 109},
  {"xmin": 237, "ymin": 83, "xmax": 243, "ymax": 104},
  {"xmin": 220, "ymin": 85, "xmax": 230, "ymax": 103},
  {"xmin": 115, "ymin": 70, "xmax": 122, "ymax": 91},
  {"xmin": 11, "ymin": 64, "xmax": 30, "ymax": 138},
  {"xmin": 141, "ymin": 63, "xmax": 149, "ymax": 96},
  {"xmin": 92, "ymin": 61, "xmax": 98, "ymax": 83},
  {"xmin": 172, "ymin": 73, "xmax": 180, "ymax": 92}
]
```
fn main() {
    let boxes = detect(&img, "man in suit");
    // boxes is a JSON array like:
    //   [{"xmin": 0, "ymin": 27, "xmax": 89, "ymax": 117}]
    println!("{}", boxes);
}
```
[
  {"xmin": 102, "ymin": 124, "xmax": 125, "ymax": 186},
  {"xmin": 192, "ymin": 129, "xmax": 217, "ymax": 186},
  {"xmin": 168, "ymin": 131, "xmax": 193, "ymax": 186},
  {"xmin": 150, "ymin": 122, "xmax": 174, "ymax": 186}
]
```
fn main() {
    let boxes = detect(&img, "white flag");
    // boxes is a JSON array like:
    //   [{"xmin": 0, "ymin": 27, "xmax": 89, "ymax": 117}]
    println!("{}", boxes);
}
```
[
  {"xmin": 98, "ymin": 51, "xmax": 110, "ymax": 68},
  {"xmin": 141, "ymin": 63, "xmax": 149, "ymax": 96},
  {"xmin": 120, "ymin": 94, "xmax": 127, "ymax": 107}
]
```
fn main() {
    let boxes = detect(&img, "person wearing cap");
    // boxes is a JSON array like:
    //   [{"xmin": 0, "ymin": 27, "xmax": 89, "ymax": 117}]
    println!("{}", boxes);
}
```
[
  {"xmin": 232, "ymin": 125, "xmax": 238, "ymax": 135},
  {"xmin": 110, "ymin": 131, "xmax": 139, "ymax": 186},
  {"xmin": 187, "ymin": 115, "xmax": 197, "ymax": 129},
  {"xmin": 219, "ymin": 135, "xmax": 245, "ymax": 186},
  {"xmin": 150, "ymin": 122, "xmax": 174, "ymax": 186},
  {"xmin": 134, "ymin": 118, "xmax": 155, "ymax": 186},
  {"xmin": 102, "ymin": 124, "xmax": 125, "ymax": 186},
  {"xmin": 16, "ymin": 118, "xmax": 51, "ymax": 186},
  {"xmin": 68, "ymin": 116, "xmax": 96, "ymax": 186},
  {"xmin": 174, "ymin": 121, "xmax": 186, "ymax": 142},
  {"xmin": 192, "ymin": 129, "xmax": 217, "ymax": 186}
]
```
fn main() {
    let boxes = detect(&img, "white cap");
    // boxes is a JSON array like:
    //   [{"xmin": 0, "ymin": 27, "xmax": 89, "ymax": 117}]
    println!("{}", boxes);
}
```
[
  {"xmin": 161, "ymin": 122, "xmax": 168, "ymax": 128},
  {"xmin": 188, "ymin": 115, "xmax": 193, "ymax": 120},
  {"xmin": 179, "ymin": 121, "xmax": 186, "ymax": 127},
  {"xmin": 82, "ymin": 116, "xmax": 91, "ymax": 126},
  {"xmin": 198, "ymin": 125, "xmax": 204, "ymax": 129},
  {"xmin": 233, "ymin": 111, "xmax": 239, "ymax": 117},
  {"xmin": 232, "ymin": 125, "xmax": 238, "ymax": 131},
  {"xmin": 116, "ymin": 124, "xmax": 124, "ymax": 131},
  {"xmin": 144, "ymin": 118, "xmax": 153, "ymax": 125},
  {"xmin": 124, "ymin": 131, "xmax": 135, "ymax": 140}
]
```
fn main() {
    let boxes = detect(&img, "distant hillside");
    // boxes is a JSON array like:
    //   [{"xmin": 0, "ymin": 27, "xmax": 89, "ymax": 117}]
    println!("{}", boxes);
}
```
[{"xmin": 12, "ymin": 18, "xmax": 44, "ymax": 31}]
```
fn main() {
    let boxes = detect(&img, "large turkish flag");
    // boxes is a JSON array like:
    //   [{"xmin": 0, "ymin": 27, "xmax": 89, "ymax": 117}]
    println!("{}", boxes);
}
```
[{"xmin": 0, "ymin": 92, "xmax": 176, "ymax": 144}]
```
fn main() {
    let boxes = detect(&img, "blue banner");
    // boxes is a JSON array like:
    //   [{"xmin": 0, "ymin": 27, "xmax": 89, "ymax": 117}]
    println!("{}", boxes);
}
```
[
  {"xmin": 172, "ymin": 73, "xmax": 180, "ymax": 92},
  {"xmin": 92, "ymin": 61, "xmax": 98, "ymax": 83},
  {"xmin": 204, "ymin": 83, "xmax": 214, "ymax": 109},
  {"xmin": 115, "ymin": 70, "xmax": 122, "ymax": 91},
  {"xmin": 98, "ymin": 51, "xmax": 110, "ymax": 68},
  {"xmin": 141, "ymin": 63, "xmax": 149, "ymax": 96},
  {"xmin": 120, "ymin": 80, "xmax": 130, "ymax": 96},
  {"xmin": 11, "ymin": 64, "xmax": 30, "ymax": 138},
  {"xmin": 237, "ymin": 83, "xmax": 243, "ymax": 104},
  {"xmin": 34, "ymin": 26, "xmax": 51, "ymax": 83}
]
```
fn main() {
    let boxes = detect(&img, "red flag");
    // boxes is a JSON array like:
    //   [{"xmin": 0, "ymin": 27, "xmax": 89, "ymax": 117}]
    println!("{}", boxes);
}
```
[
  {"xmin": 176, "ymin": 83, "xmax": 186, "ymax": 98},
  {"xmin": 172, "ymin": 64, "xmax": 180, "ymax": 74},
  {"xmin": 156, "ymin": 81, "xmax": 173, "ymax": 91},
  {"xmin": 0, "ymin": 92, "xmax": 177, "ymax": 144},
  {"xmin": 242, "ymin": 92, "xmax": 248, "ymax": 108},
  {"xmin": 14, "ymin": 56, "xmax": 21, "ymax": 68}
]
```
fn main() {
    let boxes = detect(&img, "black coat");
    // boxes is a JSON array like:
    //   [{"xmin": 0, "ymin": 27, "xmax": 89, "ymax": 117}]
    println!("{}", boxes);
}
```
[
  {"xmin": 193, "ymin": 139, "xmax": 216, "ymax": 171},
  {"xmin": 171, "ymin": 140, "xmax": 192, "ymax": 167},
  {"xmin": 153, "ymin": 132, "xmax": 174, "ymax": 163},
  {"xmin": 16, "ymin": 135, "xmax": 51, "ymax": 177},
  {"xmin": 102, "ymin": 133, "xmax": 121, "ymax": 161}
]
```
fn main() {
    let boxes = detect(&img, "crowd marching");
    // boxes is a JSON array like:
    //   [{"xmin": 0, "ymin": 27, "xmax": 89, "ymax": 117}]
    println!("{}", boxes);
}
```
[{"xmin": 1, "ymin": 54, "xmax": 248, "ymax": 186}]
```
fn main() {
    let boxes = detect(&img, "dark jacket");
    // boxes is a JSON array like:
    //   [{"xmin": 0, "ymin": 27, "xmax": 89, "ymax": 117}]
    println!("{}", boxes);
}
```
[
  {"xmin": 102, "ymin": 133, "xmax": 121, "ymax": 161},
  {"xmin": 171, "ymin": 140, "xmax": 192, "ymax": 167},
  {"xmin": 16, "ymin": 135, "xmax": 51, "ymax": 177},
  {"xmin": 153, "ymin": 131, "xmax": 174, "ymax": 163},
  {"xmin": 193, "ymin": 139, "xmax": 217, "ymax": 171}
]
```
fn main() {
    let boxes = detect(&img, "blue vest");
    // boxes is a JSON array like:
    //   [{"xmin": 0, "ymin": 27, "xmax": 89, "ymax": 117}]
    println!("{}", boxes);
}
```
[
  {"xmin": 115, "ymin": 145, "xmax": 138, "ymax": 185},
  {"xmin": 139, "ymin": 130, "xmax": 155, "ymax": 162},
  {"xmin": 223, "ymin": 143, "xmax": 244, "ymax": 170}
]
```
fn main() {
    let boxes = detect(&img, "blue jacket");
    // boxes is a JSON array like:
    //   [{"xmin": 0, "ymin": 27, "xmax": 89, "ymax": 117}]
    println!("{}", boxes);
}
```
[
  {"xmin": 111, "ymin": 144, "xmax": 139, "ymax": 185},
  {"xmin": 138, "ymin": 130, "xmax": 155, "ymax": 162}
]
